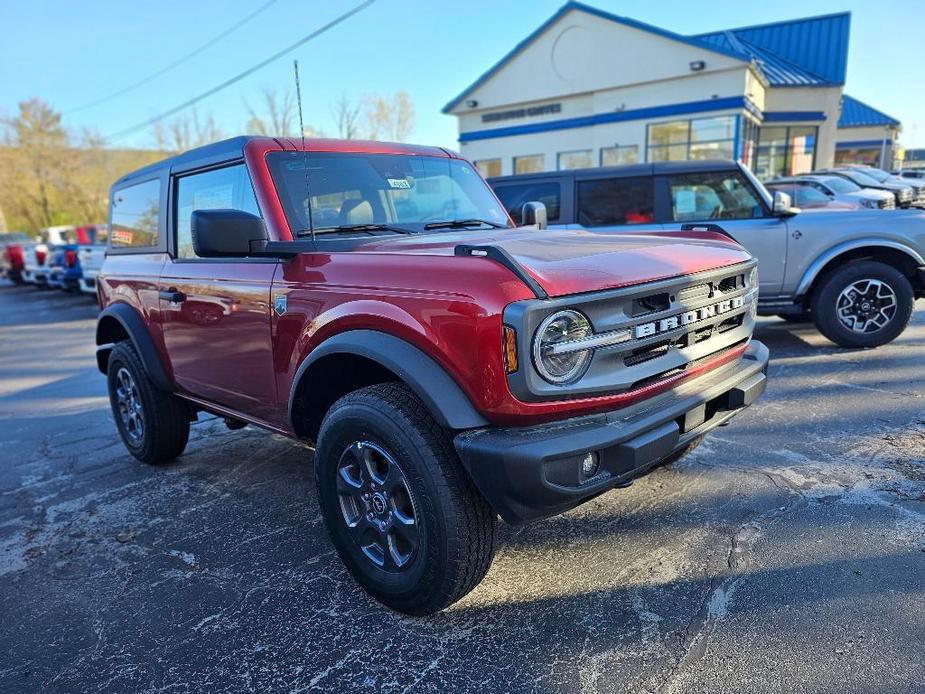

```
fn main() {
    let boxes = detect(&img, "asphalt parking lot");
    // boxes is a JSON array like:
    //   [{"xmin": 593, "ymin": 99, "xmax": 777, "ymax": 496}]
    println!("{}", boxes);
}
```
[{"xmin": 0, "ymin": 281, "xmax": 923, "ymax": 694}]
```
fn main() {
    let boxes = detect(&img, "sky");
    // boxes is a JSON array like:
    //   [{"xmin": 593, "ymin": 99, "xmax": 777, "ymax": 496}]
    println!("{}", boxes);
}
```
[{"xmin": 1, "ymin": 0, "xmax": 923, "ymax": 151}]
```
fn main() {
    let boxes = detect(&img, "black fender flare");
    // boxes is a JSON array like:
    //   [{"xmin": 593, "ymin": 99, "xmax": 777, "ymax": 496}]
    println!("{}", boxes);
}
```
[
  {"xmin": 96, "ymin": 303, "xmax": 173, "ymax": 391},
  {"xmin": 288, "ymin": 330, "xmax": 489, "ymax": 432}
]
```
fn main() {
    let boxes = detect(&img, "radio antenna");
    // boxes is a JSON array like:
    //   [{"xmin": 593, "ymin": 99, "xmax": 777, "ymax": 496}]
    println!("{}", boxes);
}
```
[{"xmin": 293, "ymin": 59, "xmax": 315, "ymax": 242}]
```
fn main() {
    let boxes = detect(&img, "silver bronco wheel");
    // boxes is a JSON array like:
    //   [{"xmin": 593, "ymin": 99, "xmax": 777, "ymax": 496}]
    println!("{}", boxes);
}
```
[
  {"xmin": 835, "ymin": 278, "xmax": 897, "ymax": 334},
  {"xmin": 114, "ymin": 366, "xmax": 145, "ymax": 445},
  {"xmin": 336, "ymin": 441, "xmax": 420, "ymax": 571}
]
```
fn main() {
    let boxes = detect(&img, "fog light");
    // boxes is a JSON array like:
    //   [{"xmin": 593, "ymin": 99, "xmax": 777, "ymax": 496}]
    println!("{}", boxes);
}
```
[{"xmin": 581, "ymin": 452, "xmax": 599, "ymax": 478}]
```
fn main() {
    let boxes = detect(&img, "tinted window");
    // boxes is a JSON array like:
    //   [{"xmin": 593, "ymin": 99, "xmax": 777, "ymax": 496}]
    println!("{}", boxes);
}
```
[
  {"xmin": 175, "ymin": 164, "xmax": 259, "ymax": 259},
  {"xmin": 494, "ymin": 182, "xmax": 560, "ymax": 224},
  {"xmin": 576, "ymin": 177, "xmax": 654, "ymax": 227},
  {"xmin": 668, "ymin": 172, "xmax": 764, "ymax": 222},
  {"xmin": 111, "ymin": 179, "xmax": 160, "ymax": 248}
]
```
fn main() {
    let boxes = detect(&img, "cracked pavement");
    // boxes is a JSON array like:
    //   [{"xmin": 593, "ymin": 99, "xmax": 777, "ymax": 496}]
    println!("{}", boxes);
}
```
[{"xmin": 0, "ymin": 281, "xmax": 923, "ymax": 693}]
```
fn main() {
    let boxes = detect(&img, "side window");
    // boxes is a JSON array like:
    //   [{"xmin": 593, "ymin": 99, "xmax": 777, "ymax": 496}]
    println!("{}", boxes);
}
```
[
  {"xmin": 110, "ymin": 179, "xmax": 160, "ymax": 248},
  {"xmin": 576, "ymin": 177, "xmax": 653, "ymax": 227},
  {"xmin": 667, "ymin": 172, "xmax": 765, "ymax": 222},
  {"xmin": 493, "ymin": 182, "xmax": 560, "ymax": 224},
  {"xmin": 175, "ymin": 164, "xmax": 260, "ymax": 259}
]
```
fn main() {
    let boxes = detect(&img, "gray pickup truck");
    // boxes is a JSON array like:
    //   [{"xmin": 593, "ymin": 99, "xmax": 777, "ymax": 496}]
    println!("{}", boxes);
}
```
[{"xmin": 490, "ymin": 160, "xmax": 925, "ymax": 348}]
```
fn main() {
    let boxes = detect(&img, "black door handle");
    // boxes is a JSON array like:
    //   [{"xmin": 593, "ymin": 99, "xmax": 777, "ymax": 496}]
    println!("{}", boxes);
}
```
[{"xmin": 159, "ymin": 289, "xmax": 186, "ymax": 302}]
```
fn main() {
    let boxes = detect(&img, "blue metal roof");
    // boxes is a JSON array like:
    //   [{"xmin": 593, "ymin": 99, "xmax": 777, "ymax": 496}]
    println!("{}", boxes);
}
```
[
  {"xmin": 695, "ymin": 32, "xmax": 830, "ymax": 86},
  {"xmin": 838, "ymin": 95, "xmax": 900, "ymax": 128},
  {"xmin": 694, "ymin": 13, "xmax": 850, "ymax": 86},
  {"xmin": 442, "ymin": 1, "xmax": 747, "ymax": 114}
]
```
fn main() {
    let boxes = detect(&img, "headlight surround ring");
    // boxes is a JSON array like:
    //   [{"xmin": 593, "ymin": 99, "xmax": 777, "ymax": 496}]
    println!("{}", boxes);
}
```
[{"xmin": 532, "ymin": 309, "xmax": 594, "ymax": 384}]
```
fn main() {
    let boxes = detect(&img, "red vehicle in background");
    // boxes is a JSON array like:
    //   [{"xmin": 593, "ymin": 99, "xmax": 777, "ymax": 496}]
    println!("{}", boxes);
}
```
[
  {"xmin": 0, "ymin": 232, "xmax": 30, "ymax": 283},
  {"xmin": 96, "ymin": 136, "xmax": 768, "ymax": 614}
]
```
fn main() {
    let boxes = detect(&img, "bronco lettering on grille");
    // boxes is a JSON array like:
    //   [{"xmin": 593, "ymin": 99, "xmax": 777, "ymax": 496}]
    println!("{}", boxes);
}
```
[{"xmin": 633, "ymin": 296, "xmax": 745, "ymax": 339}]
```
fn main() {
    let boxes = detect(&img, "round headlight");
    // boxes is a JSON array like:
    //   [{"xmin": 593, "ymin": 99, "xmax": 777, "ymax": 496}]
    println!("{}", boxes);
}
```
[{"xmin": 533, "ymin": 310, "xmax": 593, "ymax": 384}]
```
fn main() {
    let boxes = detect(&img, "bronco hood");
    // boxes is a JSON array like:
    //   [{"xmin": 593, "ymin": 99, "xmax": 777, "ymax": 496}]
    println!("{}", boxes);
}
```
[{"xmin": 356, "ymin": 228, "xmax": 753, "ymax": 297}]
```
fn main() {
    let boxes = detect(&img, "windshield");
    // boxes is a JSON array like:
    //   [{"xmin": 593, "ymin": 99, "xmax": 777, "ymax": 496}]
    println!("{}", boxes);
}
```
[
  {"xmin": 267, "ymin": 152, "xmax": 511, "ymax": 235},
  {"xmin": 821, "ymin": 176, "xmax": 860, "ymax": 193},
  {"xmin": 840, "ymin": 169, "xmax": 884, "ymax": 187}
]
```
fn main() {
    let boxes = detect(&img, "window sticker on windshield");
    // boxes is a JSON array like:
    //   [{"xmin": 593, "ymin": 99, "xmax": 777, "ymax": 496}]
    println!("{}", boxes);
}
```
[
  {"xmin": 675, "ymin": 189, "xmax": 697, "ymax": 214},
  {"xmin": 387, "ymin": 178, "xmax": 411, "ymax": 189}
]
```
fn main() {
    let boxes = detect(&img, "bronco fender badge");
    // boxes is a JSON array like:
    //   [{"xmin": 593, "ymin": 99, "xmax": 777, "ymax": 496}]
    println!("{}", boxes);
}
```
[{"xmin": 273, "ymin": 295, "xmax": 288, "ymax": 316}]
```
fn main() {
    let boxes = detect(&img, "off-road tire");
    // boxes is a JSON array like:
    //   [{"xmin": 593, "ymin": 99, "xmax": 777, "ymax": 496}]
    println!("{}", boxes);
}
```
[
  {"xmin": 810, "ymin": 260, "xmax": 914, "ymax": 348},
  {"xmin": 315, "ymin": 383, "xmax": 497, "ymax": 615},
  {"xmin": 106, "ymin": 340, "xmax": 190, "ymax": 464}
]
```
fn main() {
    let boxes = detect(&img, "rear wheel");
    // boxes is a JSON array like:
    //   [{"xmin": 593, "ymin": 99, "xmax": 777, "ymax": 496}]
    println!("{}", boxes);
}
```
[
  {"xmin": 106, "ymin": 341, "xmax": 190, "ymax": 464},
  {"xmin": 811, "ymin": 261, "xmax": 914, "ymax": 348},
  {"xmin": 315, "ymin": 383, "xmax": 497, "ymax": 615}
]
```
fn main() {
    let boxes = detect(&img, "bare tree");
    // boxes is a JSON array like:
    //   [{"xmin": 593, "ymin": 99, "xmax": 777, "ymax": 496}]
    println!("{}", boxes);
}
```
[
  {"xmin": 245, "ymin": 87, "xmax": 298, "ymax": 137},
  {"xmin": 152, "ymin": 109, "xmax": 224, "ymax": 153},
  {"xmin": 332, "ymin": 94, "xmax": 362, "ymax": 139},
  {"xmin": 363, "ymin": 91, "xmax": 415, "ymax": 142}
]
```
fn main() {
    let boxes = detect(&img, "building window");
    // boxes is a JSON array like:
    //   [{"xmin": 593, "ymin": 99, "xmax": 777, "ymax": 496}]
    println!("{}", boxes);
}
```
[
  {"xmin": 493, "ymin": 182, "xmax": 561, "ymax": 224},
  {"xmin": 834, "ymin": 147, "xmax": 884, "ymax": 167},
  {"xmin": 514, "ymin": 154, "xmax": 545, "ymax": 174},
  {"xmin": 474, "ymin": 159, "xmax": 501, "ymax": 178},
  {"xmin": 600, "ymin": 145, "xmax": 639, "ymax": 167},
  {"xmin": 739, "ymin": 117, "xmax": 759, "ymax": 171},
  {"xmin": 646, "ymin": 116, "xmax": 736, "ymax": 163},
  {"xmin": 576, "ymin": 177, "xmax": 654, "ymax": 227},
  {"xmin": 557, "ymin": 149, "xmax": 592, "ymax": 170},
  {"xmin": 755, "ymin": 126, "xmax": 817, "ymax": 180}
]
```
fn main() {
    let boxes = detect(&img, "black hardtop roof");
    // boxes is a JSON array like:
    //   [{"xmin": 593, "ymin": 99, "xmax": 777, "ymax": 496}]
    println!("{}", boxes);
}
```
[
  {"xmin": 112, "ymin": 136, "xmax": 257, "ymax": 188},
  {"xmin": 488, "ymin": 159, "xmax": 741, "ymax": 184}
]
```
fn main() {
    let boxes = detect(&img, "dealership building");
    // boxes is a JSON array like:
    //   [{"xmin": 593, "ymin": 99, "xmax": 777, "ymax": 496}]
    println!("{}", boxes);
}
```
[{"xmin": 445, "ymin": 2, "xmax": 902, "ymax": 180}]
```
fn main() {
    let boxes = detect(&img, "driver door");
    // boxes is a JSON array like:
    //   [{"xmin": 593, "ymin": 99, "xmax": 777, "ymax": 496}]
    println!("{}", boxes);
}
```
[{"xmin": 159, "ymin": 162, "xmax": 281, "ymax": 426}]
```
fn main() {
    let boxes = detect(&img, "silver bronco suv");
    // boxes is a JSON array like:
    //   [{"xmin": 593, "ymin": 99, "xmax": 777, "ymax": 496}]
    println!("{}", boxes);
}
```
[{"xmin": 489, "ymin": 159, "xmax": 925, "ymax": 349}]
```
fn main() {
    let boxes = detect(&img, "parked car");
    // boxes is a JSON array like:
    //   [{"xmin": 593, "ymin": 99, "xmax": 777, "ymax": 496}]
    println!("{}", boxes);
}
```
[
  {"xmin": 0, "ymin": 232, "xmax": 30, "ymax": 283},
  {"xmin": 843, "ymin": 165, "xmax": 925, "ymax": 208},
  {"xmin": 777, "ymin": 174, "xmax": 895, "ymax": 210},
  {"xmin": 78, "ymin": 224, "xmax": 108, "ymax": 295},
  {"xmin": 765, "ymin": 181, "xmax": 858, "ymax": 211},
  {"xmin": 817, "ymin": 168, "xmax": 915, "ymax": 208},
  {"xmin": 96, "ymin": 136, "xmax": 768, "ymax": 615},
  {"xmin": 48, "ymin": 224, "xmax": 106, "ymax": 291},
  {"xmin": 895, "ymin": 169, "xmax": 925, "ymax": 180},
  {"xmin": 22, "ymin": 225, "xmax": 74, "ymax": 286},
  {"xmin": 489, "ymin": 159, "xmax": 925, "ymax": 348}
]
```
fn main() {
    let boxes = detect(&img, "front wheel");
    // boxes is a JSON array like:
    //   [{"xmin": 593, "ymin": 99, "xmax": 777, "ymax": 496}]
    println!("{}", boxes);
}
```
[
  {"xmin": 811, "ymin": 260, "xmax": 914, "ymax": 348},
  {"xmin": 315, "ymin": 383, "xmax": 497, "ymax": 615}
]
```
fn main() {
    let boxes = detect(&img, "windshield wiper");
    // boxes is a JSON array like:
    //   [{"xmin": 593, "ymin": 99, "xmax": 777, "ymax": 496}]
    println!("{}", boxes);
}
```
[
  {"xmin": 423, "ymin": 218, "xmax": 506, "ymax": 230},
  {"xmin": 298, "ymin": 223, "xmax": 415, "ymax": 237}
]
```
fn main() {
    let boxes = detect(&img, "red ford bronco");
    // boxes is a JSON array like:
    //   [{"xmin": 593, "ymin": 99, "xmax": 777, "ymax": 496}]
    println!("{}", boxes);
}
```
[{"xmin": 96, "ymin": 136, "xmax": 768, "ymax": 614}]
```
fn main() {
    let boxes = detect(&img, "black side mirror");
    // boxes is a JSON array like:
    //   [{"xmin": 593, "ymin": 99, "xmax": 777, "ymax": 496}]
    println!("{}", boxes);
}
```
[
  {"xmin": 521, "ymin": 201, "xmax": 548, "ymax": 230},
  {"xmin": 191, "ymin": 209, "xmax": 269, "ymax": 258}
]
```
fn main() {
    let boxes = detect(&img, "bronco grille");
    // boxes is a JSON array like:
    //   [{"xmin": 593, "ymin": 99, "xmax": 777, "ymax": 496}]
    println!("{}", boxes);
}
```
[{"xmin": 505, "ymin": 260, "xmax": 759, "ymax": 402}]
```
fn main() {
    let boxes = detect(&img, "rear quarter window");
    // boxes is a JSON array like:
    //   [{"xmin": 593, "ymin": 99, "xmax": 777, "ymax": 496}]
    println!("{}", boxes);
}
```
[
  {"xmin": 576, "ymin": 177, "xmax": 653, "ymax": 227},
  {"xmin": 110, "ymin": 179, "xmax": 161, "ymax": 249}
]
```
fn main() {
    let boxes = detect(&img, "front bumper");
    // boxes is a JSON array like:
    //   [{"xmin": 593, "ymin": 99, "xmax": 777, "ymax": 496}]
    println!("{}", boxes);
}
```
[{"xmin": 455, "ymin": 340, "xmax": 769, "ymax": 524}]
